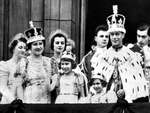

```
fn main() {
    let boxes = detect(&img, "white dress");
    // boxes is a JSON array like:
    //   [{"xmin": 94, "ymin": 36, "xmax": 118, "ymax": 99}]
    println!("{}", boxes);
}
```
[
  {"xmin": 79, "ymin": 90, "xmax": 117, "ymax": 103},
  {"xmin": 24, "ymin": 56, "xmax": 51, "ymax": 103},
  {"xmin": 55, "ymin": 72, "xmax": 81, "ymax": 104},
  {"xmin": 0, "ymin": 60, "xmax": 24, "ymax": 103}
]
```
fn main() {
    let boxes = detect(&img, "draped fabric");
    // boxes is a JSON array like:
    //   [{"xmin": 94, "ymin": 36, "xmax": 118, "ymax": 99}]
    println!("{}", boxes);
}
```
[
  {"xmin": 0, "ymin": 61, "xmax": 23, "ymax": 103},
  {"xmin": 94, "ymin": 46, "xmax": 149, "ymax": 102},
  {"xmin": 1, "ymin": 99, "xmax": 150, "ymax": 113},
  {"xmin": 79, "ymin": 50, "xmax": 95, "ymax": 82}
]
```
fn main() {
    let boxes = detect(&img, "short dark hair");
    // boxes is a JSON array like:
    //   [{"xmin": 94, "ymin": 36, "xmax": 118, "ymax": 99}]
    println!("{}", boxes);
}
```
[
  {"xmin": 94, "ymin": 24, "xmax": 108, "ymax": 36},
  {"xmin": 137, "ymin": 23, "xmax": 149, "ymax": 31},
  {"xmin": 60, "ymin": 58, "xmax": 77, "ymax": 69},
  {"xmin": 9, "ymin": 36, "xmax": 27, "ymax": 54},
  {"xmin": 50, "ymin": 33, "xmax": 67, "ymax": 51},
  {"xmin": 137, "ymin": 23, "xmax": 150, "ymax": 36},
  {"xmin": 89, "ymin": 78, "xmax": 107, "ymax": 87}
]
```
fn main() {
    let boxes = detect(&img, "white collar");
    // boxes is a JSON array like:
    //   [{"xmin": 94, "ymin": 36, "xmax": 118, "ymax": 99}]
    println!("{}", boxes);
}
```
[{"xmin": 95, "ymin": 47, "xmax": 107, "ymax": 53}]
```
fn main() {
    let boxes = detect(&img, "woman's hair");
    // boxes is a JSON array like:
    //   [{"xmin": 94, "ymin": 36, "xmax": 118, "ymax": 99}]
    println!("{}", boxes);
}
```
[
  {"xmin": 50, "ymin": 34, "xmax": 67, "ymax": 51},
  {"xmin": 9, "ymin": 33, "xmax": 27, "ymax": 54},
  {"xmin": 49, "ymin": 29, "xmax": 68, "ymax": 51}
]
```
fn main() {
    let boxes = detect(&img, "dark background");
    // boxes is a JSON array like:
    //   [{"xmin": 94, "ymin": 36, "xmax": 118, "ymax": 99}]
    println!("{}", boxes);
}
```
[{"xmin": 85, "ymin": 0, "xmax": 150, "ymax": 53}]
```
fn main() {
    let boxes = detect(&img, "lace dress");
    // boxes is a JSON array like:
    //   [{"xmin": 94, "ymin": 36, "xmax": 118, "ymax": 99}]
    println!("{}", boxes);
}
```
[{"xmin": 24, "ymin": 56, "xmax": 51, "ymax": 103}]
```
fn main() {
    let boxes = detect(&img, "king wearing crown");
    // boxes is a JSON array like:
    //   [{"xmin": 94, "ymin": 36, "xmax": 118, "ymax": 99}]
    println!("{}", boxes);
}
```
[{"xmin": 94, "ymin": 5, "xmax": 149, "ymax": 103}]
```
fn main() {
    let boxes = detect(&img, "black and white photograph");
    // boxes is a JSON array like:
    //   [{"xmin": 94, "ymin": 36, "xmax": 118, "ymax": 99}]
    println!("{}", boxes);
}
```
[{"xmin": 0, "ymin": 0, "xmax": 150, "ymax": 113}]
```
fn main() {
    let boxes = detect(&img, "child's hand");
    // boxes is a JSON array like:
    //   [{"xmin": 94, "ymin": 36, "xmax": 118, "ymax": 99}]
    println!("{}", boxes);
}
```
[{"xmin": 117, "ymin": 89, "xmax": 125, "ymax": 99}]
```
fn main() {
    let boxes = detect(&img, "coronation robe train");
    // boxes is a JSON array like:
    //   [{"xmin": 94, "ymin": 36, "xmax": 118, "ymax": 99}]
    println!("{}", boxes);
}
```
[{"xmin": 94, "ymin": 46, "xmax": 149, "ymax": 102}]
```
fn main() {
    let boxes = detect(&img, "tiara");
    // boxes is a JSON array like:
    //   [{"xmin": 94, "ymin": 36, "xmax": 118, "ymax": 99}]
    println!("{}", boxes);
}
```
[{"xmin": 61, "ymin": 51, "xmax": 76, "ymax": 61}]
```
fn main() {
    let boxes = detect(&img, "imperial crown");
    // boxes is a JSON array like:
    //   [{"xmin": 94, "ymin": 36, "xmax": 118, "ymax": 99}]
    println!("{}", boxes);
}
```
[
  {"xmin": 24, "ymin": 21, "xmax": 45, "ymax": 44},
  {"xmin": 107, "ymin": 5, "xmax": 126, "ymax": 33}
]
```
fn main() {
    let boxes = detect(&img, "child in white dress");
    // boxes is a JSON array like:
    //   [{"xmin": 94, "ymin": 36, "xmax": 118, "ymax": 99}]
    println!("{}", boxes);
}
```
[
  {"xmin": 55, "ymin": 51, "xmax": 84, "ymax": 104},
  {"xmin": 79, "ymin": 74, "xmax": 117, "ymax": 103}
]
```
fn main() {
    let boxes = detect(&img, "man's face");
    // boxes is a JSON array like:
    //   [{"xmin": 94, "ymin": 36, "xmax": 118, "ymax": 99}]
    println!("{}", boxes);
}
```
[
  {"xmin": 137, "ymin": 29, "xmax": 149, "ymax": 47},
  {"xmin": 95, "ymin": 30, "xmax": 109, "ymax": 48},
  {"xmin": 110, "ymin": 31, "xmax": 124, "ymax": 47}
]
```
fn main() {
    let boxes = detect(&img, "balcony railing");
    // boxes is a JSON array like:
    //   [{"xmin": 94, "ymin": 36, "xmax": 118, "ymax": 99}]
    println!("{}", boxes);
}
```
[{"xmin": 0, "ymin": 99, "xmax": 149, "ymax": 113}]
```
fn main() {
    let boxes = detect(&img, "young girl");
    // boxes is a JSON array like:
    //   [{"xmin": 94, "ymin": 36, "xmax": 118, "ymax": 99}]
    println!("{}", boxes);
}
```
[
  {"xmin": 55, "ymin": 51, "xmax": 84, "ymax": 104},
  {"xmin": 49, "ymin": 29, "xmax": 68, "ymax": 103},
  {"xmin": 79, "ymin": 74, "xmax": 117, "ymax": 103},
  {"xmin": 66, "ymin": 38, "xmax": 76, "ymax": 54}
]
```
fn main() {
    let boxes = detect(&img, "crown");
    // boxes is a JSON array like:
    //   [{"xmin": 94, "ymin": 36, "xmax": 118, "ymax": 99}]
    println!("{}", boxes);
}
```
[
  {"xmin": 24, "ymin": 21, "xmax": 45, "ymax": 44},
  {"xmin": 61, "ymin": 51, "xmax": 76, "ymax": 61},
  {"xmin": 91, "ymin": 73, "xmax": 107, "ymax": 87},
  {"xmin": 92, "ymin": 72, "xmax": 106, "ymax": 81},
  {"xmin": 106, "ymin": 5, "xmax": 126, "ymax": 33}
]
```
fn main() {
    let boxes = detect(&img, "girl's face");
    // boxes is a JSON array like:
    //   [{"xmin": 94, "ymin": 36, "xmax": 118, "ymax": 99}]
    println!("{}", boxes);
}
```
[
  {"xmin": 13, "ymin": 41, "xmax": 26, "ymax": 58},
  {"xmin": 66, "ymin": 43, "xmax": 72, "ymax": 52},
  {"xmin": 92, "ymin": 79, "xmax": 103, "ymax": 94},
  {"xmin": 61, "ymin": 60, "xmax": 72, "ymax": 74},
  {"xmin": 31, "ymin": 40, "xmax": 44, "ymax": 56},
  {"xmin": 53, "ymin": 37, "xmax": 65, "ymax": 53}
]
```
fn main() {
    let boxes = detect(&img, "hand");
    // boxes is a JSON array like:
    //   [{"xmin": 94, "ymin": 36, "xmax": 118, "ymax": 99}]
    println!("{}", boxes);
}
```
[{"xmin": 117, "ymin": 89, "xmax": 125, "ymax": 99}]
